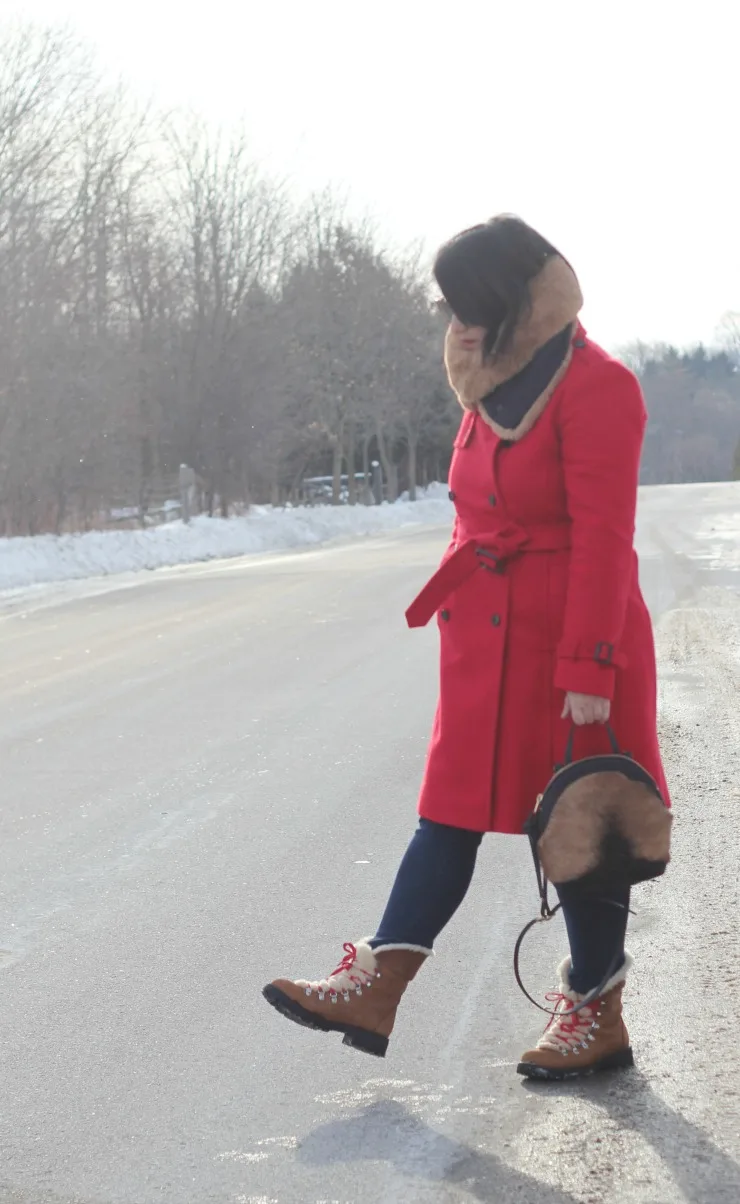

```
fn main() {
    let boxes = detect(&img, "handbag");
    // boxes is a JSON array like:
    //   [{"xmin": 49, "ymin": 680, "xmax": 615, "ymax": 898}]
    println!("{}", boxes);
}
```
[{"xmin": 514, "ymin": 724, "xmax": 672, "ymax": 1014}]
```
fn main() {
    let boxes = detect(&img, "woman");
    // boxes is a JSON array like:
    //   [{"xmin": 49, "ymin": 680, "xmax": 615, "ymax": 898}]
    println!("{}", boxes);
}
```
[{"xmin": 263, "ymin": 215, "xmax": 669, "ymax": 1080}]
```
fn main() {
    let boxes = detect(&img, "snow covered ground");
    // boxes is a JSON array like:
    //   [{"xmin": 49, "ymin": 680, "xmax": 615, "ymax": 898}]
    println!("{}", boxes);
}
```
[
  {"xmin": 3, "ymin": 479, "xmax": 739, "ymax": 603},
  {"xmin": 0, "ymin": 486, "xmax": 454, "ymax": 594}
]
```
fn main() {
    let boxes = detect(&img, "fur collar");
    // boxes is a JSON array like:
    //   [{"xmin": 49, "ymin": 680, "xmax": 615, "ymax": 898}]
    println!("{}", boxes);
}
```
[{"xmin": 444, "ymin": 254, "xmax": 583, "ymax": 441}]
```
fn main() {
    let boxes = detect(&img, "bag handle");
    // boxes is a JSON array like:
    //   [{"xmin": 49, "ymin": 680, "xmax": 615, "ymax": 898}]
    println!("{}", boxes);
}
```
[{"xmin": 560, "ymin": 722, "xmax": 621, "ymax": 769}]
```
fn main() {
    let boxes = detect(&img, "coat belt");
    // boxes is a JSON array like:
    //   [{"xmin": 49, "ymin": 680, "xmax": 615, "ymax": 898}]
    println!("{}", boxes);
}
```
[{"xmin": 406, "ymin": 525, "xmax": 572, "ymax": 629}]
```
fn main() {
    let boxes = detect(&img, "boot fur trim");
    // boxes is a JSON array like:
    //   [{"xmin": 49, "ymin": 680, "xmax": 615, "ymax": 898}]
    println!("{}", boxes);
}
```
[
  {"xmin": 558, "ymin": 951, "xmax": 634, "ymax": 1001},
  {"xmin": 345, "ymin": 940, "xmax": 377, "ymax": 973},
  {"xmin": 294, "ymin": 939, "xmax": 378, "ymax": 991},
  {"xmin": 371, "ymin": 942, "xmax": 434, "ymax": 957}
]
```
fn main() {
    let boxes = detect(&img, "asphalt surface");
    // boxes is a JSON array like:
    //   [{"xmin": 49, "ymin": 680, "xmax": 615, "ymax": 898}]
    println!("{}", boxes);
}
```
[{"xmin": 1, "ymin": 484, "xmax": 740, "ymax": 1204}]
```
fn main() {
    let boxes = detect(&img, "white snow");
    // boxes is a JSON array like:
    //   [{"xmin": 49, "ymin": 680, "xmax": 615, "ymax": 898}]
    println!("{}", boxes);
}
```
[
  {"xmin": 7, "ymin": 478, "xmax": 738, "ymax": 603},
  {"xmin": 0, "ymin": 486, "xmax": 454, "ymax": 594}
]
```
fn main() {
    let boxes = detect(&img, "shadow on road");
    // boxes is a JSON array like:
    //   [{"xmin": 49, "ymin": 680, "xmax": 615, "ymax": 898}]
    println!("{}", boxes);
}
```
[
  {"xmin": 298, "ymin": 1070, "xmax": 740, "ymax": 1203},
  {"xmin": 298, "ymin": 1097, "xmax": 583, "ymax": 1203},
  {"xmin": 523, "ymin": 1069, "xmax": 740, "ymax": 1203}
]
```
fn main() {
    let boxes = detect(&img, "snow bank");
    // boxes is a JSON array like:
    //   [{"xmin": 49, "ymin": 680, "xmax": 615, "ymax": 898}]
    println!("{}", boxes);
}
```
[{"xmin": 0, "ymin": 486, "xmax": 453, "ymax": 593}]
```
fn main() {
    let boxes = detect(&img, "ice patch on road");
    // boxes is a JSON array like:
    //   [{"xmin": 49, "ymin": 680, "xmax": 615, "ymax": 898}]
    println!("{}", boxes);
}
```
[
  {"xmin": 693, "ymin": 510, "xmax": 740, "ymax": 571},
  {"xmin": 217, "ymin": 1138, "xmax": 301, "ymax": 1164},
  {"xmin": 0, "ymin": 486, "xmax": 453, "ymax": 593}
]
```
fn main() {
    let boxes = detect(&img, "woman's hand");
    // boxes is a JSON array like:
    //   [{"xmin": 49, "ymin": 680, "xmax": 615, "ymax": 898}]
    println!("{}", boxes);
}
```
[{"xmin": 562, "ymin": 692, "xmax": 611, "ymax": 726}]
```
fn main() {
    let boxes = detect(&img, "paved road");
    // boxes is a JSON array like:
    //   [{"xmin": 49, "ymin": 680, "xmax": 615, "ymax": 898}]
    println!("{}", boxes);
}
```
[{"xmin": 1, "ymin": 486, "xmax": 739, "ymax": 1204}]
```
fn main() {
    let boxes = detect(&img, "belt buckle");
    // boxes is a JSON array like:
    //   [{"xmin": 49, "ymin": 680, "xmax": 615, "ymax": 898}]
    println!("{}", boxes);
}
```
[{"xmin": 475, "ymin": 546, "xmax": 503, "ymax": 573}]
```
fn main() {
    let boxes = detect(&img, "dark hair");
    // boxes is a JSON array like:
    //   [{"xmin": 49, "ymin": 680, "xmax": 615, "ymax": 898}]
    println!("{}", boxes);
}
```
[{"xmin": 433, "ymin": 215, "xmax": 560, "ymax": 356}]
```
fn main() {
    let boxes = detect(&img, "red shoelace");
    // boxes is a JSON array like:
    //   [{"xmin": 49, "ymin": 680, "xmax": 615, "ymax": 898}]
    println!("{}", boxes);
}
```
[
  {"xmin": 330, "ymin": 942, "xmax": 359, "ymax": 978},
  {"xmin": 538, "ymin": 991, "xmax": 598, "ymax": 1052}
]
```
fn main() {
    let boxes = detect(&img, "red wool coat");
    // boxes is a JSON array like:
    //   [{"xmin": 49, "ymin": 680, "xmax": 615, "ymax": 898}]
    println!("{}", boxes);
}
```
[{"xmin": 407, "ymin": 329, "xmax": 670, "ymax": 834}]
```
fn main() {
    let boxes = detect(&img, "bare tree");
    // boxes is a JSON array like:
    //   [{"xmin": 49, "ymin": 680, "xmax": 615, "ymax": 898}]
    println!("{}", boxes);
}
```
[
  {"xmin": 0, "ymin": 19, "xmax": 458, "ymax": 535},
  {"xmin": 164, "ymin": 118, "xmax": 290, "ymax": 513},
  {"xmin": 717, "ymin": 312, "xmax": 740, "ymax": 366}
]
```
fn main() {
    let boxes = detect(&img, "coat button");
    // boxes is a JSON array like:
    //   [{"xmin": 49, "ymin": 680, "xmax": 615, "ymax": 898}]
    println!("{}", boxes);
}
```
[
  {"xmin": 448, "ymin": 489, "xmax": 456, "ymax": 502},
  {"xmin": 574, "ymin": 337, "xmax": 586, "ymax": 349},
  {"xmin": 488, "ymin": 493, "xmax": 497, "ymax": 507},
  {"xmin": 491, "ymin": 614, "xmax": 501, "ymax": 627},
  {"xmin": 440, "ymin": 609, "xmax": 450, "ymax": 622}
]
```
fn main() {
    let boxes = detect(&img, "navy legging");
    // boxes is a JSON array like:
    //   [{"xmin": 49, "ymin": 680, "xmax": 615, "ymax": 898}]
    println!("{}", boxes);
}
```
[{"xmin": 371, "ymin": 818, "xmax": 628, "ymax": 994}]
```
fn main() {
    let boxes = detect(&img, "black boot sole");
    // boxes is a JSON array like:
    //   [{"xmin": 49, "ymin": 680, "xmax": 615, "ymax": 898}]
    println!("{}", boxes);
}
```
[
  {"xmin": 262, "ymin": 984, "xmax": 389, "ymax": 1058},
  {"xmin": 516, "ymin": 1045, "xmax": 634, "ymax": 1081}
]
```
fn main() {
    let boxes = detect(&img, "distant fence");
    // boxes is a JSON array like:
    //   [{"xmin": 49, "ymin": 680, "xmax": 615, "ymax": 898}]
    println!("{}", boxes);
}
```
[
  {"xmin": 298, "ymin": 468, "xmax": 384, "ymax": 506},
  {"xmin": 104, "ymin": 465, "xmax": 207, "ymax": 529},
  {"xmin": 97, "ymin": 463, "xmax": 391, "ymax": 533}
]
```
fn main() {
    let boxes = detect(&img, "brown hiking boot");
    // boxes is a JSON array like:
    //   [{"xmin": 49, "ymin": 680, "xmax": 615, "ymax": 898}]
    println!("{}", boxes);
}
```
[
  {"xmin": 262, "ymin": 939, "xmax": 429, "ymax": 1057},
  {"xmin": 517, "ymin": 954, "xmax": 634, "ymax": 1080}
]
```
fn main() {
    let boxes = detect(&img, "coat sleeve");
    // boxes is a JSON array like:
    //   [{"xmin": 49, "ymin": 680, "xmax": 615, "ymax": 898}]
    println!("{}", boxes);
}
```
[{"xmin": 554, "ymin": 357, "xmax": 647, "ymax": 699}]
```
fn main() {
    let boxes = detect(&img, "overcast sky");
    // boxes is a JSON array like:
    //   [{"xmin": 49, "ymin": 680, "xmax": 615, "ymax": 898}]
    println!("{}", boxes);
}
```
[{"xmin": 4, "ymin": 0, "xmax": 738, "ymax": 349}]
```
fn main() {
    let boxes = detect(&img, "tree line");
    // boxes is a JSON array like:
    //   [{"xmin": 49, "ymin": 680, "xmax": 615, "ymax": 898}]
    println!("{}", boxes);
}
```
[
  {"xmin": 0, "ymin": 23, "xmax": 455, "ymax": 535},
  {"xmin": 622, "ymin": 326, "xmax": 740, "ymax": 485},
  {"xmin": 1, "ymin": 23, "xmax": 738, "ymax": 537}
]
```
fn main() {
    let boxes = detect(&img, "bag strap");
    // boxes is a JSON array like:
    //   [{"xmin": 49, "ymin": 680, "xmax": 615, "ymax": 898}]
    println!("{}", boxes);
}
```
[
  {"xmin": 526, "ymin": 817, "xmax": 555, "ymax": 919},
  {"xmin": 513, "ymin": 899, "xmax": 632, "ymax": 1016}
]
